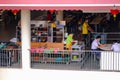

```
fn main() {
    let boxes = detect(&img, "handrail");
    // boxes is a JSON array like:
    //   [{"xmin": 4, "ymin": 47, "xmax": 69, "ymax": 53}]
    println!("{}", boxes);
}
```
[
  {"xmin": 92, "ymin": 32, "xmax": 120, "ymax": 34},
  {"xmin": 30, "ymin": 49, "xmax": 120, "ymax": 71},
  {"xmin": 0, "ymin": 49, "xmax": 21, "ymax": 68}
]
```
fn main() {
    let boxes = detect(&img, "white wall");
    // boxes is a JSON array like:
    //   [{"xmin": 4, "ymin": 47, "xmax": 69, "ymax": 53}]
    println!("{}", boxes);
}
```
[{"xmin": 0, "ymin": 69, "xmax": 120, "ymax": 80}]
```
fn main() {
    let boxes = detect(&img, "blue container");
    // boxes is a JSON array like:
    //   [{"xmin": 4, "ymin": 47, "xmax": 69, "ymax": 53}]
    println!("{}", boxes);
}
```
[{"xmin": 55, "ymin": 57, "xmax": 62, "ymax": 62}]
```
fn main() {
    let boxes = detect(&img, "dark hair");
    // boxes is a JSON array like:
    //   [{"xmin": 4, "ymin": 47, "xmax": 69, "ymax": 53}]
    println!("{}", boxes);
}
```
[
  {"xmin": 118, "ymin": 40, "xmax": 120, "ymax": 43},
  {"xmin": 69, "ymin": 33, "xmax": 74, "ymax": 35},
  {"xmin": 113, "ymin": 40, "xmax": 119, "ymax": 43},
  {"xmin": 96, "ymin": 36, "xmax": 101, "ymax": 39}
]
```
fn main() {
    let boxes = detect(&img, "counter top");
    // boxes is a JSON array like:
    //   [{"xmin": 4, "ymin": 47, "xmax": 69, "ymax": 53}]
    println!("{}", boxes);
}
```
[{"xmin": 100, "ymin": 44, "xmax": 112, "ymax": 51}]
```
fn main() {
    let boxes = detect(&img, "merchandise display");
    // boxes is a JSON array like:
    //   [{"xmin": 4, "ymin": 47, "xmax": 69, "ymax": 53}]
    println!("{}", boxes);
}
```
[
  {"xmin": 16, "ymin": 20, "xmax": 64, "ymax": 43},
  {"xmin": 30, "ymin": 48, "xmax": 70, "ymax": 64}
]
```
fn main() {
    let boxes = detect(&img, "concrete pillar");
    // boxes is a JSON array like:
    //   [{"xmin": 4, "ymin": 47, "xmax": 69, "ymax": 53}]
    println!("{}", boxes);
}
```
[
  {"xmin": 21, "ymin": 10, "xmax": 31, "ymax": 69},
  {"xmin": 56, "ymin": 10, "xmax": 63, "ymax": 21}
]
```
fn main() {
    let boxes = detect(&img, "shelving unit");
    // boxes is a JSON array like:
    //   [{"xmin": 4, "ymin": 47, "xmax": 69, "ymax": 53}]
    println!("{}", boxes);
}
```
[
  {"xmin": 16, "ymin": 26, "xmax": 21, "ymax": 42},
  {"xmin": 51, "ymin": 27, "xmax": 64, "ymax": 42},
  {"xmin": 31, "ymin": 53, "xmax": 44, "ymax": 63},
  {"xmin": 30, "ymin": 49, "xmax": 70, "ymax": 64},
  {"xmin": 16, "ymin": 20, "xmax": 65, "ymax": 43},
  {"xmin": 31, "ymin": 27, "xmax": 48, "ymax": 42},
  {"xmin": 0, "ymin": 13, "xmax": 2, "ymax": 22},
  {"xmin": 17, "ymin": 20, "xmax": 66, "ymax": 63},
  {"xmin": 44, "ymin": 51, "xmax": 70, "ymax": 64},
  {"xmin": 31, "ymin": 21, "xmax": 48, "ymax": 42},
  {"xmin": 71, "ymin": 42, "xmax": 85, "ymax": 62}
]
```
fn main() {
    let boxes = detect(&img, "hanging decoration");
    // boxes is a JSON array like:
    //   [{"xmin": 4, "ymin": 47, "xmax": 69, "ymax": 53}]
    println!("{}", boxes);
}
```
[
  {"xmin": 48, "ymin": 10, "xmax": 57, "ymax": 21},
  {"xmin": 110, "ymin": 5, "xmax": 119, "ymax": 21},
  {"xmin": 49, "ymin": 10, "xmax": 55, "ymax": 14},
  {"xmin": 0, "ymin": 9, "xmax": 4, "ymax": 14},
  {"xmin": 11, "ymin": 10, "xmax": 19, "ymax": 19},
  {"xmin": 110, "ymin": 9, "xmax": 119, "ymax": 21}
]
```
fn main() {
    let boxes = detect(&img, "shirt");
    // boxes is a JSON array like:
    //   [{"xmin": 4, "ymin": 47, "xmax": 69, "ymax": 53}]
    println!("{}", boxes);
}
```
[
  {"xmin": 111, "ymin": 43, "xmax": 120, "ymax": 52},
  {"xmin": 82, "ymin": 22, "xmax": 89, "ymax": 34},
  {"xmin": 91, "ymin": 39, "xmax": 100, "ymax": 49},
  {"xmin": 66, "ymin": 35, "xmax": 73, "ymax": 45}
]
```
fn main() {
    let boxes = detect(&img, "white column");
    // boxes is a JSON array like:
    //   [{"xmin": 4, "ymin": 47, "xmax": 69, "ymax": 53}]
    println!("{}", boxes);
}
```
[
  {"xmin": 56, "ymin": 10, "xmax": 63, "ymax": 21},
  {"xmin": 21, "ymin": 10, "xmax": 31, "ymax": 69}
]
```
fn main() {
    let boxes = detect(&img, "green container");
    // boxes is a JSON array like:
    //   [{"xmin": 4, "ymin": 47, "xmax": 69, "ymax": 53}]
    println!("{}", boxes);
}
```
[
  {"xmin": 64, "ymin": 57, "xmax": 70, "ymax": 62},
  {"xmin": 44, "ymin": 48, "xmax": 53, "ymax": 54}
]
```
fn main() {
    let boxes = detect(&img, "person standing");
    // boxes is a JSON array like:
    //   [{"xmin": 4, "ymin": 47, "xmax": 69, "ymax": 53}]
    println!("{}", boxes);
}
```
[
  {"xmin": 66, "ymin": 33, "xmax": 77, "ymax": 50},
  {"xmin": 78, "ymin": 18, "xmax": 83, "ymax": 32},
  {"xmin": 82, "ymin": 19, "xmax": 94, "ymax": 43},
  {"xmin": 66, "ymin": 33, "xmax": 74, "ymax": 50}
]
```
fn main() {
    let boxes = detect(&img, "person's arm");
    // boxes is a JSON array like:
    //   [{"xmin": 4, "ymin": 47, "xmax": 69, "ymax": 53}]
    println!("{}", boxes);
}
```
[
  {"xmin": 111, "ymin": 45, "xmax": 114, "ymax": 51},
  {"xmin": 88, "ymin": 26, "xmax": 94, "ymax": 32},
  {"xmin": 97, "ymin": 44, "xmax": 106, "ymax": 48},
  {"xmin": 97, "ymin": 41, "xmax": 106, "ymax": 48}
]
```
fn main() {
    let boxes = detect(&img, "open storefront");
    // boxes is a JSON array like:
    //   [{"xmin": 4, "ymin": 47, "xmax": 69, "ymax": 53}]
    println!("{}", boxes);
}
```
[{"xmin": 0, "ymin": 0, "xmax": 120, "ymax": 80}]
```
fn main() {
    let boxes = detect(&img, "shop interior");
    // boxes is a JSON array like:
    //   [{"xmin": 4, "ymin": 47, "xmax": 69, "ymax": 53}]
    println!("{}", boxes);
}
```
[
  {"xmin": 0, "ymin": 10, "xmax": 120, "ymax": 49},
  {"xmin": 0, "ymin": 10, "xmax": 120, "ymax": 69}
]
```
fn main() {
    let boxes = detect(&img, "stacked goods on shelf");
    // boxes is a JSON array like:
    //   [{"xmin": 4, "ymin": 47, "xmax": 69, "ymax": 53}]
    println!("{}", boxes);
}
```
[
  {"xmin": 0, "ymin": 43, "xmax": 7, "ymax": 49},
  {"xmin": 31, "ymin": 25, "xmax": 48, "ymax": 42},
  {"xmin": 53, "ymin": 27, "xmax": 64, "ymax": 42},
  {"xmin": 16, "ymin": 20, "xmax": 66, "ymax": 63},
  {"xmin": 16, "ymin": 20, "xmax": 65, "ymax": 43},
  {"xmin": 71, "ymin": 41, "xmax": 85, "ymax": 62},
  {"xmin": 30, "ymin": 48, "xmax": 70, "ymax": 64},
  {"xmin": 16, "ymin": 26, "xmax": 21, "ymax": 42}
]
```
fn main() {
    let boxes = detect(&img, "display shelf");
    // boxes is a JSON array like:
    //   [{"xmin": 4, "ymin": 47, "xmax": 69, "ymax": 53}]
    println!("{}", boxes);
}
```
[
  {"xmin": 30, "ymin": 49, "xmax": 70, "ymax": 64},
  {"xmin": 31, "ymin": 53, "xmax": 44, "ymax": 63},
  {"xmin": 71, "ymin": 42, "xmax": 85, "ymax": 62},
  {"xmin": 16, "ymin": 20, "xmax": 65, "ymax": 43},
  {"xmin": 16, "ymin": 26, "xmax": 21, "ymax": 42}
]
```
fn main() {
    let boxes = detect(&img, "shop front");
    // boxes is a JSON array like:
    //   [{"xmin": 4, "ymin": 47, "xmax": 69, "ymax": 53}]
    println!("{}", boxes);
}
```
[{"xmin": 0, "ymin": 1, "xmax": 120, "ymax": 80}]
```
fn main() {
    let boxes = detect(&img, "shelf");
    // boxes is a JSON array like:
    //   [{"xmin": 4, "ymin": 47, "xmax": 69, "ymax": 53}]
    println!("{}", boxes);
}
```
[
  {"xmin": 56, "ymin": 36, "xmax": 63, "ymax": 37},
  {"xmin": 39, "ymin": 31, "xmax": 48, "ymax": 32},
  {"xmin": 16, "ymin": 20, "xmax": 65, "ymax": 43},
  {"xmin": 31, "ymin": 51, "xmax": 70, "ymax": 63}
]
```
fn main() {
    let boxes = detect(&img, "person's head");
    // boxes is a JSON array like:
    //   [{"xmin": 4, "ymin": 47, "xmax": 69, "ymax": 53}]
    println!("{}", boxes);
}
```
[
  {"xmin": 69, "ymin": 33, "xmax": 74, "ymax": 37},
  {"xmin": 96, "ymin": 36, "xmax": 101, "ymax": 41},
  {"xmin": 118, "ymin": 40, "xmax": 120, "ymax": 43},
  {"xmin": 113, "ymin": 40, "xmax": 118, "ymax": 43},
  {"xmin": 85, "ymin": 19, "xmax": 89, "ymax": 22}
]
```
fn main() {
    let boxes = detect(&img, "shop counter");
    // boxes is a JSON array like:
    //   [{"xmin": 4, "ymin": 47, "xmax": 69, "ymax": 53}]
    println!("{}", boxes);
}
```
[{"xmin": 17, "ymin": 42, "xmax": 64, "ymax": 50}]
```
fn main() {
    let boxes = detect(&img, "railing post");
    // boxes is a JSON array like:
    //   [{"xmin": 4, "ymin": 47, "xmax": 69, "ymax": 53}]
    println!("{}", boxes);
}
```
[{"xmin": 21, "ymin": 10, "xmax": 31, "ymax": 69}]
